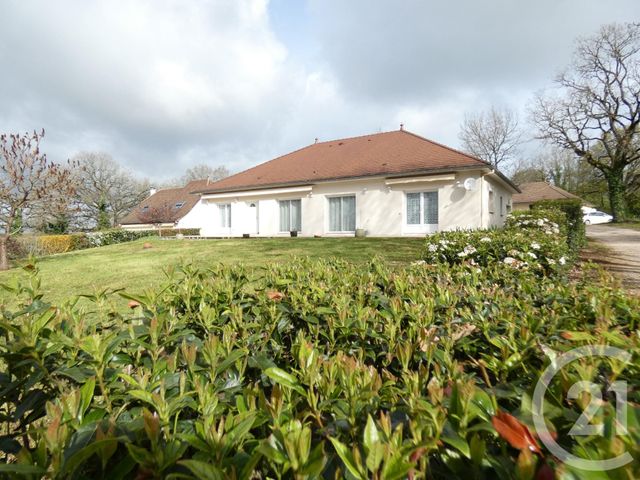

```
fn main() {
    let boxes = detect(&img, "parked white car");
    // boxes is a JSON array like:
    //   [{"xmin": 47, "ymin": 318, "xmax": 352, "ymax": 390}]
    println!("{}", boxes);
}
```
[{"xmin": 583, "ymin": 210, "xmax": 613, "ymax": 225}]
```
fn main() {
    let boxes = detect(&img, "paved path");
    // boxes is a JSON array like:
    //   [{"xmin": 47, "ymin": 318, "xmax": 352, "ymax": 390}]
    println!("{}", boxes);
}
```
[{"xmin": 586, "ymin": 224, "xmax": 640, "ymax": 293}]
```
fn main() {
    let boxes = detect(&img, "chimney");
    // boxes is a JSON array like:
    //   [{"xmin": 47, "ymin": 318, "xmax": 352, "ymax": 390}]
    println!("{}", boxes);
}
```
[
  {"xmin": 149, "ymin": 187, "xmax": 157, "ymax": 197},
  {"xmin": 314, "ymin": 137, "xmax": 318, "ymax": 144},
  {"xmin": 400, "ymin": 123, "xmax": 404, "ymax": 131}
]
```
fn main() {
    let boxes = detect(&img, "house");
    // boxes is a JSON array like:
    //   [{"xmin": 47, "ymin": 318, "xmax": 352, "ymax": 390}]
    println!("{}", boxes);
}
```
[
  {"xmin": 185, "ymin": 128, "xmax": 519, "ymax": 237},
  {"xmin": 120, "ymin": 179, "xmax": 212, "ymax": 231},
  {"xmin": 512, "ymin": 182, "xmax": 585, "ymax": 210}
]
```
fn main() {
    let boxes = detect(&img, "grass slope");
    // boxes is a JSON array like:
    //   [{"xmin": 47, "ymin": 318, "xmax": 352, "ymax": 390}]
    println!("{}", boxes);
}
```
[{"xmin": 0, "ymin": 237, "xmax": 424, "ymax": 304}]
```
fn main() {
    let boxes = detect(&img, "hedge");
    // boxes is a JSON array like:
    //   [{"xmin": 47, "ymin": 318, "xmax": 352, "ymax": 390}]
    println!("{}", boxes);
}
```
[
  {"xmin": 12, "ymin": 228, "xmax": 202, "ymax": 260},
  {"xmin": 423, "ymin": 208, "xmax": 570, "ymax": 275},
  {"xmin": 532, "ymin": 198, "xmax": 585, "ymax": 250}
]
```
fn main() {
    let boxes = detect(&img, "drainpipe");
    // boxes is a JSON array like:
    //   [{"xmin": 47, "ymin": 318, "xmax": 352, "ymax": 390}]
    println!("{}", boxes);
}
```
[{"xmin": 479, "ymin": 169, "xmax": 492, "ymax": 229}]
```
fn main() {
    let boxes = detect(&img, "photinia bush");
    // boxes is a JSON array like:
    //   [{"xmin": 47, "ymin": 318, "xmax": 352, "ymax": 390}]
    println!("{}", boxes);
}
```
[{"xmin": 0, "ymin": 257, "xmax": 637, "ymax": 479}]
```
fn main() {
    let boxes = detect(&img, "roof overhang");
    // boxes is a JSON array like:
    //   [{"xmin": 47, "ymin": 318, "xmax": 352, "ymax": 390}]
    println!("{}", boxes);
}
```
[
  {"xmin": 193, "ymin": 165, "xmax": 500, "ymax": 195},
  {"xmin": 201, "ymin": 185, "xmax": 313, "ymax": 201},
  {"xmin": 484, "ymin": 169, "xmax": 521, "ymax": 194},
  {"xmin": 385, "ymin": 173, "xmax": 456, "ymax": 186}
]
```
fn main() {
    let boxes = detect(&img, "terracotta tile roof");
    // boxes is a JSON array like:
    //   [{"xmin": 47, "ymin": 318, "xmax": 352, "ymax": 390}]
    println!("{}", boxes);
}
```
[
  {"xmin": 194, "ymin": 129, "xmax": 501, "ymax": 194},
  {"xmin": 120, "ymin": 179, "xmax": 212, "ymax": 225},
  {"xmin": 512, "ymin": 182, "xmax": 583, "ymax": 204}
]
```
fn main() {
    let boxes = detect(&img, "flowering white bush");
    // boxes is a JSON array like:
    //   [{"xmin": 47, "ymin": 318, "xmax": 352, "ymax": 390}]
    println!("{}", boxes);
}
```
[{"xmin": 423, "ymin": 208, "xmax": 571, "ymax": 276}]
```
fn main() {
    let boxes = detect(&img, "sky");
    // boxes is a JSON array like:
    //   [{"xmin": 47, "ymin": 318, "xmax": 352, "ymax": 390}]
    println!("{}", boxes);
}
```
[{"xmin": 0, "ymin": 0, "xmax": 638, "ymax": 182}]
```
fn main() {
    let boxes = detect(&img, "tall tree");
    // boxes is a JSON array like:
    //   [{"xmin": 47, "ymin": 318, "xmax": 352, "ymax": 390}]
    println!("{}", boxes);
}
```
[
  {"xmin": 0, "ymin": 130, "xmax": 75, "ymax": 269},
  {"xmin": 72, "ymin": 152, "xmax": 150, "ymax": 229},
  {"xmin": 459, "ymin": 106, "xmax": 522, "ymax": 170},
  {"xmin": 532, "ymin": 22, "xmax": 640, "ymax": 221}
]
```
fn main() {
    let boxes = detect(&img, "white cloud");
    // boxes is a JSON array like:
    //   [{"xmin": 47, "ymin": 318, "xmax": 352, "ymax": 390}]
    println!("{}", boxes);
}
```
[
  {"xmin": 0, "ymin": 0, "xmax": 290, "ymax": 178},
  {"xmin": 0, "ymin": 0, "xmax": 638, "ymax": 180}
]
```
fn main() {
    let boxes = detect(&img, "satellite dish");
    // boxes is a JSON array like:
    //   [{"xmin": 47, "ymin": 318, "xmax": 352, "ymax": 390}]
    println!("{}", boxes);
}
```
[{"xmin": 463, "ymin": 177, "xmax": 477, "ymax": 191}]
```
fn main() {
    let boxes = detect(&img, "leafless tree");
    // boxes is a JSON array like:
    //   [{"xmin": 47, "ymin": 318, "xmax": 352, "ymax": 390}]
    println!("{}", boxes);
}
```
[
  {"xmin": 0, "ymin": 130, "xmax": 75, "ymax": 269},
  {"xmin": 532, "ymin": 22, "xmax": 640, "ymax": 221},
  {"xmin": 459, "ymin": 106, "xmax": 523, "ymax": 170},
  {"xmin": 72, "ymin": 152, "xmax": 150, "ymax": 229}
]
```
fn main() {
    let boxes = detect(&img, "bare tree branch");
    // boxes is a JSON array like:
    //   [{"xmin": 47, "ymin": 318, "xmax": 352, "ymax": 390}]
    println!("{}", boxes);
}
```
[
  {"xmin": 0, "ymin": 130, "xmax": 75, "ymax": 269},
  {"xmin": 532, "ymin": 22, "xmax": 640, "ymax": 220},
  {"xmin": 459, "ymin": 106, "xmax": 522, "ymax": 170}
]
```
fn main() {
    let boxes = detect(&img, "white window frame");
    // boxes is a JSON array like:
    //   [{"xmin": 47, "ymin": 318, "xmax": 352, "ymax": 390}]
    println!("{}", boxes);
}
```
[
  {"xmin": 278, "ymin": 199, "xmax": 302, "ymax": 233},
  {"xmin": 219, "ymin": 203, "xmax": 231, "ymax": 228},
  {"xmin": 403, "ymin": 190, "xmax": 439, "ymax": 234},
  {"xmin": 327, "ymin": 195, "xmax": 356, "ymax": 233}
]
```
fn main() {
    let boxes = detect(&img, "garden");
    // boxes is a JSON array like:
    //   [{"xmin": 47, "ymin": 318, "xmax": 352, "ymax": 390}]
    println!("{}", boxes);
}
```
[{"xmin": 0, "ymin": 208, "xmax": 638, "ymax": 479}]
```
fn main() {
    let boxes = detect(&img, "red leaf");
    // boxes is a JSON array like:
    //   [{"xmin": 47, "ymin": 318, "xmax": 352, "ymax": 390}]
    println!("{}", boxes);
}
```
[
  {"xmin": 535, "ymin": 463, "xmax": 555, "ymax": 480},
  {"xmin": 492, "ymin": 410, "xmax": 541, "ymax": 454},
  {"xmin": 267, "ymin": 290, "xmax": 285, "ymax": 301}
]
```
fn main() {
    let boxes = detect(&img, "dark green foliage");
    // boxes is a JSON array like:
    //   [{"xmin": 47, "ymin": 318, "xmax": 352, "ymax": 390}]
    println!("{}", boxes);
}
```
[
  {"xmin": 0, "ymin": 256, "xmax": 637, "ymax": 479},
  {"xmin": 532, "ymin": 199, "xmax": 585, "ymax": 250}
]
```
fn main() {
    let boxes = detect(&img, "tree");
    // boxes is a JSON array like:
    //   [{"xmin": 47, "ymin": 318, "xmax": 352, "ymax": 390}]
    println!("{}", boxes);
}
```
[
  {"xmin": 137, "ymin": 202, "xmax": 174, "ymax": 236},
  {"xmin": 510, "ymin": 166, "xmax": 547, "ymax": 185},
  {"xmin": 72, "ymin": 152, "xmax": 150, "ymax": 229},
  {"xmin": 459, "ymin": 106, "xmax": 523, "ymax": 170},
  {"xmin": 0, "ymin": 130, "xmax": 75, "ymax": 269},
  {"xmin": 532, "ymin": 22, "xmax": 640, "ymax": 221},
  {"xmin": 180, "ymin": 164, "xmax": 229, "ymax": 184}
]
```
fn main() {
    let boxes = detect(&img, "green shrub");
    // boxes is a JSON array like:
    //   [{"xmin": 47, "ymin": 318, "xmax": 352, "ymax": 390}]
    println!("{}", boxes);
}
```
[
  {"xmin": 532, "ymin": 198, "xmax": 585, "ymax": 250},
  {"xmin": 424, "ymin": 209, "xmax": 570, "ymax": 275},
  {"xmin": 0, "ymin": 259, "xmax": 637, "ymax": 479},
  {"xmin": 159, "ymin": 227, "xmax": 201, "ymax": 237},
  {"xmin": 86, "ymin": 229, "xmax": 157, "ymax": 246}
]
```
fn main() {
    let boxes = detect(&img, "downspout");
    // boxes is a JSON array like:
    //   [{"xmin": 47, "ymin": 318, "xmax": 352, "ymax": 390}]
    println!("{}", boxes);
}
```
[{"xmin": 479, "ymin": 169, "xmax": 492, "ymax": 229}]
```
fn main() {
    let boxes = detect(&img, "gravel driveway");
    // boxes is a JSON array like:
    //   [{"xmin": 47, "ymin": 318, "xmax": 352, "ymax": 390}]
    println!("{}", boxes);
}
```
[{"xmin": 586, "ymin": 224, "xmax": 640, "ymax": 293}]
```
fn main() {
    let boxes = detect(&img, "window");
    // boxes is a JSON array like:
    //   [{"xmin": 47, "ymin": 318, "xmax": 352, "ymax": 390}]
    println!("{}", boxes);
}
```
[
  {"xmin": 500, "ymin": 196, "xmax": 504, "ymax": 217},
  {"xmin": 175, "ymin": 202, "xmax": 185, "ymax": 209},
  {"xmin": 488, "ymin": 190, "xmax": 495, "ymax": 214},
  {"xmin": 406, "ymin": 191, "xmax": 438, "ymax": 225},
  {"xmin": 328, "ymin": 195, "xmax": 356, "ymax": 232},
  {"xmin": 279, "ymin": 199, "xmax": 301, "ymax": 232},
  {"xmin": 219, "ymin": 204, "xmax": 231, "ymax": 228}
]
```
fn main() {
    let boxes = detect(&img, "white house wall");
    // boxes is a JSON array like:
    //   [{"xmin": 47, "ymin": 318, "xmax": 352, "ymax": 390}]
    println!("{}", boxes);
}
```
[
  {"xmin": 193, "ymin": 171, "xmax": 499, "ymax": 237},
  {"xmin": 483, "ymin": 176, "xmax": 513, "ymax": 228}
]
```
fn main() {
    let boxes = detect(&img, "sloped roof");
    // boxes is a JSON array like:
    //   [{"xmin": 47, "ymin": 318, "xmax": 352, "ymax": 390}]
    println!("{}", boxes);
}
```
[
  {"xmin": 120, "ymin": 179, "xmax": 212, "ymax": 225},
  {"xmin": 512, "ymin": 181, "xmax": 582, "ymax": 204},
  {"xmin": 194, "ymin": 129, "xmax": 511, "ymax": 194}
]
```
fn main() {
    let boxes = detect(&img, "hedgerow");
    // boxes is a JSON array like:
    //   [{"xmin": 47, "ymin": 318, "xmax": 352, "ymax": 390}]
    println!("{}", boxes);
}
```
[
  {"xmin": 423, "ymin": 209, "xmax": 570, "ymax": 275},
  {"xmin": 0, "ymin": 256, "xmax": 638, "ymax": 479}
]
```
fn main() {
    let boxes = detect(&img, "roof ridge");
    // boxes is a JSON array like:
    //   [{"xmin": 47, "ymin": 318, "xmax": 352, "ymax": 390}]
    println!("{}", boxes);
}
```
[
  {"xmin": 399, "ymin": 129, "xmax": 492, "ymax": 168},
  {"xmin": 313, "ymin": 129, "xmax": 396, "ymax": 145}
]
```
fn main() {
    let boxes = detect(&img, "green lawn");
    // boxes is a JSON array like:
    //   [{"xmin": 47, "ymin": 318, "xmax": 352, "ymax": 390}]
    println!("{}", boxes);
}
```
[{"xmin": 0, "ymin": 237, "xmax": 424, "ymax": 304}]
